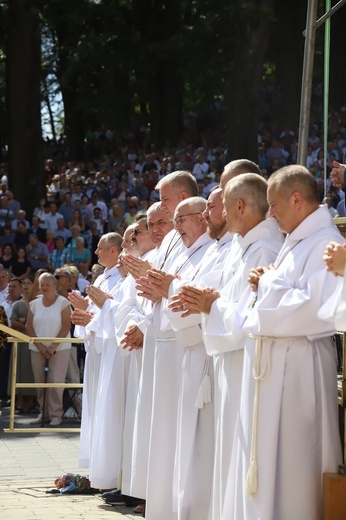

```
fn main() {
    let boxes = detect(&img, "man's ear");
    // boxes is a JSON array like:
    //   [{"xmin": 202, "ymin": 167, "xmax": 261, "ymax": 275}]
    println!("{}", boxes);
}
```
[
  {"xmin": 237, "ymin": 198, "xmax": 245, "ymax": 214},
  {"xmin": 291, "ymin": 190, "xmax": 304, "ymax": 209}
]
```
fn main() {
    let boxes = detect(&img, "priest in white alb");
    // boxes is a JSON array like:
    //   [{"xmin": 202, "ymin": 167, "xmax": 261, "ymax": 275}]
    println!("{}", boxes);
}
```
[{"xmin": 232, "ymin": 165, "xmax": 343, "ymax": 520}]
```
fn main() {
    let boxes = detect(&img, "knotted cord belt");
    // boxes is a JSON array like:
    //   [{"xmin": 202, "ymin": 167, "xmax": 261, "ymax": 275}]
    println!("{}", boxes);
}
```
[{"xmin": 246, "ymin": 333, "xmax": 305, "ymax": 496}]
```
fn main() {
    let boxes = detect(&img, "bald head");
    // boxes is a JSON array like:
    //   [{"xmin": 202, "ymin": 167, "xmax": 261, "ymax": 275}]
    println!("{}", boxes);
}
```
[
  {"xmin": 175, "ymin": 196, "xmax": 207, "ymax": 215},
  {"xmin": 174, "ymin": 197, "xmax": 207, "ymax": 247}
]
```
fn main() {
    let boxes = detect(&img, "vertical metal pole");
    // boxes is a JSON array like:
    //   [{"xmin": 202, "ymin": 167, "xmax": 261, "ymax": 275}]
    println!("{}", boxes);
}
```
[
  {"xmin": 41, "ymin": 358, "xmax": 49, "ymax": 427},
  {"xmin": 297, "ymin": 0, "xmax": 319, "ymax": 166},
  {"xmin": 9, "ymin": 341, "xmax": 18, "ymax": 432},
  {"xmin": 323, "ymin": 0, "xmax": 331, "ymax": 197}
]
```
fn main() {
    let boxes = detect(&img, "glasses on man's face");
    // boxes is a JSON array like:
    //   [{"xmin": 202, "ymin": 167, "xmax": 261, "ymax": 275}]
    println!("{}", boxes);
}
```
[
  {"xmin": 174, "ymin": 212, "xmax": 201, "ymax": 225},
  {"xmin": 55, "ymin": 274, "xmax": 68, "ymax": 280}
]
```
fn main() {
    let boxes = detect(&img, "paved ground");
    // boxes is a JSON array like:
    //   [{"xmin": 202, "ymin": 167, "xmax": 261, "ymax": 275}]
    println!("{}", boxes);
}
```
[{"xmin": 0, "ymin": 406, "xmax": 137, "ymax": 520}]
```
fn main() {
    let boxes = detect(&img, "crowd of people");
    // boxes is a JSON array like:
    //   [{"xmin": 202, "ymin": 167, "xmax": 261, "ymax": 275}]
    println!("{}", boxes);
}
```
[{"xmin": 0, "ymin": 117, "xmax": 346, "ymax": 518}]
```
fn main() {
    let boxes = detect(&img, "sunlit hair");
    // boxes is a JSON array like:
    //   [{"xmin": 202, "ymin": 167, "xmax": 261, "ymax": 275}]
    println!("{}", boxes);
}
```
[
  {"xmin": 175, "ymin": 196, "xmax": 207, "ymax": 214},
  {"xmin": 156, "ymin": 170, "xmax": 198, "ymax": 196},
  {"xmin": 224, "ymin": 173, "xmax": 268, "ymax": 216},
  {"xmin": 147, "ymin": 202, "xmax": 162, "ymax": 217},
  {"xmin": 102, "ymin": 232, "xmax": 123, "ymax": 253},
  {"xmin": 38, "ymin": 272, "xmax": 57, "ymax": 287},
  {"xmin": 268, "ymin": 165, "xmax": 320, "ymax": 204}
]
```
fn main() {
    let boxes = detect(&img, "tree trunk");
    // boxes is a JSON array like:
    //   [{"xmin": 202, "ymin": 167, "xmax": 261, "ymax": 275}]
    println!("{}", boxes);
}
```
[
  {"xmin": 61, "ymin": 82, "xmax": 86, "ymax": 160},
  {"xmin": 54, "ymin": 22, "xmax": 85, "ymax": 161},
  {"xmin": 133, "ymin": 0, "xmax": 184, "ymax": 149},
  {"xmin": 226, "ymin": 1, "xmax": 274, "ymax": 162},
  {"xmin": 6, "ymin": 0, "xmax": 44, "ymax": 213},
  {"xmin": 276, "ymin": 0, "xmax": 306, "ymax": 131},
  {"xmin": 148, "ymin": 62, "xmax": 183, "ymax": 149},
  {"xmin": 329, "ymin": 6, "xmax": 346, "ymax": 112}
]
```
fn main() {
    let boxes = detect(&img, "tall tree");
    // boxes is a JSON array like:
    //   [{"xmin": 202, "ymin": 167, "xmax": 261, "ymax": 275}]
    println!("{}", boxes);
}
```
[
  {"xmin": 274, "ymin": 0, "xmax": 306, "ymax": 130},
  {"xmin": 6, "ymin": 0, "xmax": 44, "ymax": 211},
  {"xmin": 329, "ymin": 5, "xmax": 346, "ymax": 113},
  {"xmin": 226, "ymin": 0, "xmax": 275, "ymax": 161},
  {"xmin": 132, "ymin": 0, "xmax": 185, "ymax": 148}
]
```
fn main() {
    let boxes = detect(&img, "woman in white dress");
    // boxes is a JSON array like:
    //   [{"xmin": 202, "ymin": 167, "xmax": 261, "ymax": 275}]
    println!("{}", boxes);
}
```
[{"xmin": 26, "ymin": 272, "xmax": 71, "ymax": 426}]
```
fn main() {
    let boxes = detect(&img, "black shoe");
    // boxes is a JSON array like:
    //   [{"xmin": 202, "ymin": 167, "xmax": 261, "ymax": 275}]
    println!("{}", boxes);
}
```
[{"xmin": 101, "ymin": 489, "xmax": 134, "ymax": 506}]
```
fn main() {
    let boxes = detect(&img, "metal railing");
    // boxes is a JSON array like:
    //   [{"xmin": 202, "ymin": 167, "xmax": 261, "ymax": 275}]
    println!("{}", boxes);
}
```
[{"xmin": 0, "ymin": 324, "xmax": 83, "ymax": 434}]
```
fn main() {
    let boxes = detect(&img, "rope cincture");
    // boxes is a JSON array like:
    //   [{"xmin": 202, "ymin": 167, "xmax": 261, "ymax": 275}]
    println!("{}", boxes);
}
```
[
  {"xmin": 118, "ymin": 355, "xmax": 126, "ymax": 490},
  {"xmin": 245, "ymin": 333, "xmax": 304, "ymax": 496}
]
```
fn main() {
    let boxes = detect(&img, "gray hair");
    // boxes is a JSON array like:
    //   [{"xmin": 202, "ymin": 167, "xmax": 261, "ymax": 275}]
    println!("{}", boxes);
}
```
[
  {"xmin": 224, "ymin": 173, "xmax": 268, "ymax": 217},
  {"xmin": 147, "ymin": 201, "xmax": 162, "ymax": 216},
  {"xmin": 175, "ymin": 196, "xmax": 207, "ymax": 214},
  {"xmin": 155, "ymin": 170, "xmax": 198, "ymax": 197},
  {"xmin": 268, "ymin": 165, "xmax": 320, "ymax": 204},
  {"xmin": 102, "ymin": 232, "xmax": 123, "ymax": 253},
  {"xmin": 38, "ymin": 272, "xmax": 57, "ymax": 287},
  {"xmin": 76, "ymin": 236, "xmax": 85, "ymax": 246},
  {"xmin": 221, "ymin": 159, "xmax": 261, "ymax": 188}
]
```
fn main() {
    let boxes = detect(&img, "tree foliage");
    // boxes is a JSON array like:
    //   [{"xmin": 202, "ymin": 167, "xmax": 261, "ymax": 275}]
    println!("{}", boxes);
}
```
[{"xmin": 0, "ymin": 0, "xmax": 345, "ymax": 201}]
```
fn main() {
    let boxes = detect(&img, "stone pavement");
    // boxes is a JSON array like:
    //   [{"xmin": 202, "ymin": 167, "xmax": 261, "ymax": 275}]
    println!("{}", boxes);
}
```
[{"xmin": 0, "ymin": 406, "xmax": 137, "ymax": 520}]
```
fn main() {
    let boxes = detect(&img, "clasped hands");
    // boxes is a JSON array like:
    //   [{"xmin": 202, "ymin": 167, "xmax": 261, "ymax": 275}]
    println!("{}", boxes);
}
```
[
  {"xmin": 121, "ymin": 254, "xmax": 153, "ymax": 279},
  {"xmin": 86, "ymin": 285, "xmax": 112, "ymax": 308},
  {"xmin": 248, "ymin": 264, "xmax": 275, "ymax": 292},
  {"xmin": 35, "ymin": 342, "xmax": 56, "ymax": 359},
  {"xmin": 136, "ymin": 267, "xmax": 177, "ymax": 302},
  {"xmin": 120, "ymin": 323, "xmax": 144, "ymax": 351},
  {"xmin": 169, "ymin": 285, "xmax": 220, "ymax": 316},
  {"xmin": 68, "ymin": 291, "xmax": 95, "ymax": 326},
  {"xmin": 323, "ymin": 241, "xmax": 346, "ymax": 276},
  {"xmin": 329, "ymin": 160, "xmax": 345, "ymax": 189}
]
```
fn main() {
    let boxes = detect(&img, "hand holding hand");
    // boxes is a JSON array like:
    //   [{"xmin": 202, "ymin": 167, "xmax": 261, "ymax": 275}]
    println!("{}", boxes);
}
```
[
  {"xmin": 135, "ymin": 276, "xmax": 162, "ymax": 302},
  {"xmin": 147, "ymin": 268, "xmax": 177, "ymax": 299},
  {"xmin": 121, "ymin": 254, "xmax": 153, "ymax": 279},
  {"xmin": 68, "ymin": 291, "xmax": 89, "ymax": 311},
  {"xmin": 248, "ymin": 266, "xmax": 266, "ymax": 292},
  {"xmin": 175, "ymin": 285, "xmax": 220, "ymax": 316},
  {"xmin": 86, "ymin": 285, "xmax": 112, "ymax": 308},
  {"xmin": 120, "ymin": 323, "xmax": 144, "ymax": 351},
  {"xmin": 330, "ymin": 161, "xmax": 345, "ymax": 189},
  {"xmin": 71, "ymin": 308, "xmax": 94, "ymax": 326},
  {"xmin": 323, "ymin": 241, "xmax": 346, "ymax": 276}
]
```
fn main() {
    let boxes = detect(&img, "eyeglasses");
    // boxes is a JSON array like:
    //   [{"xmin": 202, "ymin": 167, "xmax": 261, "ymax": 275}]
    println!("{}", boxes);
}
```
[
  {"xmin": 54, "ymin": 274, "xmax": 68, "ymax": 279},
  {"xmin": 174, "ymin": 212, "xmax": 201, "ymax": 225}
]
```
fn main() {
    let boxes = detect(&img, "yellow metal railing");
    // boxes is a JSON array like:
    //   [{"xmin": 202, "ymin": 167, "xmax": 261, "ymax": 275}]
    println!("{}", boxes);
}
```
[{"xmin": 0, "ymin": 324, "xmax": 83, "ymax": 434}]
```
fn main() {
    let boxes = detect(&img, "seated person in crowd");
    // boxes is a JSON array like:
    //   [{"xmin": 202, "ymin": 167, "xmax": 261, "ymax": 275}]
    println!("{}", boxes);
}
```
[
  {"xmin": 47, "ymin": 236, "xmax": 72, "ymax": 270},
  {"xmin": 26, "ymin": 234, "xmax": 49, "ymax": 272}
]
